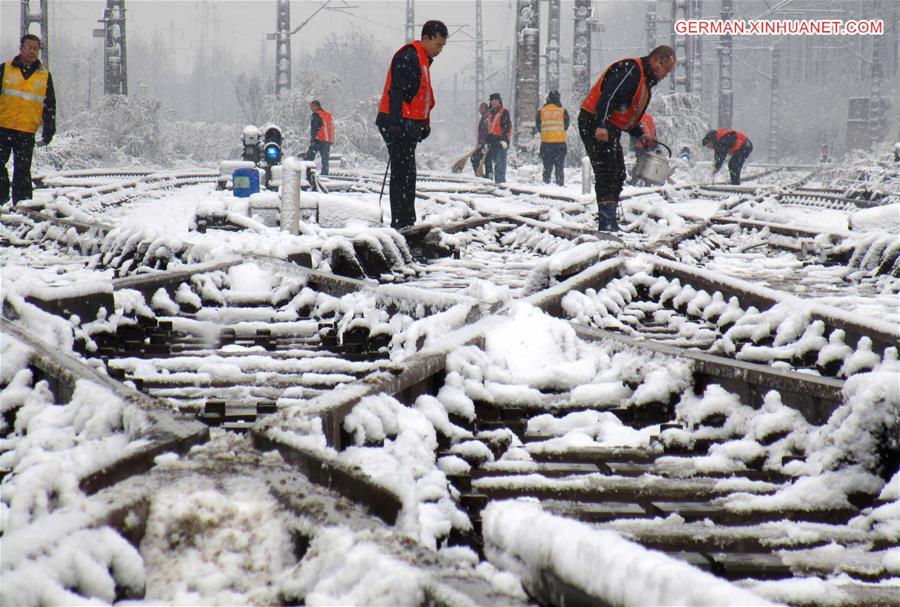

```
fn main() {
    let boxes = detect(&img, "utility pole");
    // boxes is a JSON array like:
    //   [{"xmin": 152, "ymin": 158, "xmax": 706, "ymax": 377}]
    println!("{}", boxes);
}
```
[
  {"xmin": 717, "ymin": 0, "xmax": 734, "ymax": 129},
  {"xmin": 768, "ymin": 44, "xmax": 780, "ymax": 162},
  {"xmin": 545, "ymin": 0, "xmax": 561, "ymax": 93},
  {"xmin": 572, "ymin": 0, "xmax": 592, "ymax": 99},
  {"xmin": 20, "ymin": 0, "xmax": 49, "ymax": 65},
  {"xmin": 93, "ymin": 0, "xmax": 127, "ymax": 96},
  {"xmin": 513, "ymin": 0, "xmax": 539, "ymax": 149},
  {"xmin": 405, "ymin": 0, "xmax": 415, "ymax": 42},
  {"xmin": 475, "ymin": 0, "xmax": 485, "ymax": 107}
]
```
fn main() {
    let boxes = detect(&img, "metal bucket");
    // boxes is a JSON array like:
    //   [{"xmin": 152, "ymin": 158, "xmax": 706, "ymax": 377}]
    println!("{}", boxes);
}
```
[{"xmin": 632, "ymin": 142, "xmax": 672, "ymax": 186}]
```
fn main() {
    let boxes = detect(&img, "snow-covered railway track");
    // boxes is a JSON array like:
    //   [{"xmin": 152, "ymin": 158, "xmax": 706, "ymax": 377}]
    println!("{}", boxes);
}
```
[
  {"xmin": 4, "ymin": 161, "xmax": 898, "ymax": 606},
  {"xmin": 30, "ymin": 169, "xmax": 219, "ymax": 216},
  {"xmin": 549, "ymin": 252, "xmax": 897, "ymax": 381},
  {"xmin": 0, "ymin": 316, "xmax": 528, "ymax": 606},
  {"xmin": 38, "ymin": 256, "xmax": 481, "ymax": 430},
  {"xmin": 269, "ymin": 275, "xmax": 898, "ymax": 606}
]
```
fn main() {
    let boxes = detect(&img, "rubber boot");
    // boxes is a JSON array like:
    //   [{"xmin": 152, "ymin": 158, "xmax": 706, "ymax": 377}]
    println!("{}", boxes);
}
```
[{"xmin": 597, "ymin": 200, "xmax": 619, "ymax": 232}]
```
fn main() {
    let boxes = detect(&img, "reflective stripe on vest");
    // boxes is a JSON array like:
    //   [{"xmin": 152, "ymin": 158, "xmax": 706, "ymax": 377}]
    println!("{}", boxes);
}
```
[
  {"xmin": 378, "ymin": 40, "xmax": 435, "ymax": 121},
  {"xmin": 580, "ymin": 57, "xmax": 649, "ymax": 131},
  {"xmin": 539, "ymin": 104, "xmax": 566, "ymax": 143},
  {"xmin": 488, "ymin": 107, "xmax": 509, "ymax": 138},
  {"xmin": 716, "ymin": 129, "xmax": 747, "ymax": 154},
  {"xmin": 0, "ymin": 59, "xmax": 48, "ymax": 134},
  {"xmin": 315, "ymin": 109, "xmax": 335, "ymax": 143},
  {"xmin": 634, "ymin": 114, "xmax": 656, "ymax": 148}
]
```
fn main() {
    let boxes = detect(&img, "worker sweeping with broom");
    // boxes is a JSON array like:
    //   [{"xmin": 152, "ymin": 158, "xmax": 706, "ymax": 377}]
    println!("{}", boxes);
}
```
[{"xmin": 376, "ymin": 20, "xmax": 448, "ymax": 230}]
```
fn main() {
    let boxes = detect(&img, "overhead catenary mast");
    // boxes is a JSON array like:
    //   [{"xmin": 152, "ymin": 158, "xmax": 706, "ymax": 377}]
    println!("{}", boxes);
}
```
[
  {"xmin": 513, "ymin": 0, "xmax": 540, "ymax": 149},
  {"xmin": 645, "ymin": 1, "xmax": 657, "ymax": 50},
  {"xmin": 572, "ymin": 0, "xmax": 592, "ymax": 100},
  {"xmin": 475, "ymin": 0, "xmax": 485, "ymax": 107},
  {"xmin": 768, "ymin": 43, "xmax": 781, "ymax": 162},
  {"xmin": 545, "ymin": 0, "xmax": 561, "ymax": 94},
  {"xmin": 717, "ymin": 0, "xmax": 734, "ymax": 129},
  {"xmin": 19, "ymin": 0, "xmax": 49, "ymax": 65},
  {"xmin": 273, "ymin": 0, "xmax": 291, "ymax": 97},
  {"xmin": 95, "ymin": 0, "xmax": 127, "ymax": 96},
  {"xmin": 406, "ymin": 0, "xmax": 415, "ymax": 42}
]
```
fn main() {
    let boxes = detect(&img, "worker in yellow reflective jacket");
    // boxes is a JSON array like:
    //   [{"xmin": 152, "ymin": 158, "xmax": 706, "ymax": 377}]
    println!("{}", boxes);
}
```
[
  {"xmin": 534, "ymin": 90, "xmax": 569, "ymax": 186},
  {"xmin": 0, "ymin": 34, "xmax": 56, "ymax": 206}
]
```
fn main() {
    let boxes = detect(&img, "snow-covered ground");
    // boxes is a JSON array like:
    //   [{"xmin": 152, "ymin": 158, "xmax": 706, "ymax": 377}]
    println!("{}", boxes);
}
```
[{"xmin": 2, "ymin": 153, "xmax": 898, "ymax": 606}]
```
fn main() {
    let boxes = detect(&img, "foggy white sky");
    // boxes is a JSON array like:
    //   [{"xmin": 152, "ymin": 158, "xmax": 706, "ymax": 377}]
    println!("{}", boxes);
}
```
[{"xmin": 0, "ymin": 1, "xmax": 652, "ymax": 86}]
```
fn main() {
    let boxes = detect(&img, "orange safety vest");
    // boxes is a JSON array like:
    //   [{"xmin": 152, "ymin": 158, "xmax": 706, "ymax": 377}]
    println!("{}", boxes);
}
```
[
  {"xmin": 0, "ymin": 59, "xmax": 49, "ymax": 134},
  {"xmin": 488, "ymin": 107, "xmax": 509, "ymax": 138},
  {"xmin": 315, "ymin": 108, "xmax": 334, "ymax": 143},
  {"xmin": 378, "ymin": 40, "xmax": 435, "ymax": 122},
  {"xmin": 716, "ymin": 129, "xmax": 747, "ymax": 154},
  {"xmin": 580, "ymin": 57, "xmax": 650, "ymax": 132},
  {"xmin": 539, "ymin": 104, "xmax": 566, "ymax": 143},
  {"xmin": 634, "ymin": 114, "xmax": 656, "ymax": 149}
]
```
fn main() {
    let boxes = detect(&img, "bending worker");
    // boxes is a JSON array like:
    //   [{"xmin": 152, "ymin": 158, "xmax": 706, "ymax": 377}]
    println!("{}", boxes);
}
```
[
  {"xmin": 703, "ymin": 129, "xmax": 753, "ymax": 185},
  {"xmin": 375, "ymin": 20, "xmax": 448, "ymax": 230},
  {"xmin": 578, "ymin": 46, "xmax": 675, "ymax": 231}
]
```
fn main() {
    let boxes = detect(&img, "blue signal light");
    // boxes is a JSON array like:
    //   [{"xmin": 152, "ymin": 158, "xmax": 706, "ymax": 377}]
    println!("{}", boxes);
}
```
[{"xmin": 264, "ymin": 142, "xmax": 281, "ymax": 164}]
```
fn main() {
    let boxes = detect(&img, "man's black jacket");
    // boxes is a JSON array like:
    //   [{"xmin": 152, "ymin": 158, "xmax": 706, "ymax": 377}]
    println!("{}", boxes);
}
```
[
  {"xmin": 477, "ymin": 112, "xmax": 489, "ymax": 144},
  {"xmin": 309, "ymin": 112, "xmax": 323, "ymax": 144},
  {"xmin": 0, "ymin": 55, "xmax": 56, "ymax": 142},
  {"xmin": 376, "ymin": 44, "xmax": 431, "ymax": 142},
  {"xmin": 583, "ymin": 56, "xmax": 658, "ymax": 139}
]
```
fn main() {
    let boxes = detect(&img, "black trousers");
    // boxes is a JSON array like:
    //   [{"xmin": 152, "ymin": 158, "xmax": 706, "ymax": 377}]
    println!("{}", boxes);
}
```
[
  {"xmin": 378, "ymin": 127, "xmax": 418, "ymax": 229},
  {"xmin": 578, "ymin": 110, "xmax": 625, "ymax": 202},
  {"xmin": 540, "ymin": 142, "xmax": 566, "ymax": 185},
  {"xmin": 728, "ymin": 140, "xmax": 753, "ymax": 185},
  {"xmin": 307, "ymin": 140, "xmax": 331, "ymax": 175},
  {"xmin": 0, "ymin": 128, "xmax": 36, "ymax": 205}
]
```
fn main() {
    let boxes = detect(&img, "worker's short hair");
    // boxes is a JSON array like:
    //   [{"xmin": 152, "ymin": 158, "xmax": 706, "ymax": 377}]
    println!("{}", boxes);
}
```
[
  {"xmin": 20, "ymin": 34, "xmax": 41, "ymax": 48},
  {"xmin": 422, "ymin": 20, "xmax": 449, "ymax": 40},
  {"xmin": 310, "ymin": 100, "xmax": 321, "ymax": 109},
  {"xmin": 649, "ymin": 45, "xmax": 675, "ymax": 62}
]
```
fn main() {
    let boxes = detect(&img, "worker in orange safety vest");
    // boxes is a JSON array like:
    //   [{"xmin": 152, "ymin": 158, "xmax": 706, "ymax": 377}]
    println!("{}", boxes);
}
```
[
  {"xmin": 375, "ymin": 20, "xmax": 448, "ymax": 230},
  {"xmin": 702, "ymin": 128, "xmax": 753, "ymax": 185},
  {"xmin": 578, "ymin": 46, "xmax": 675, "ymax": 231},
  {"xmin": 306, "ymin": 100, "xmax": 334, "ymax": 175}
]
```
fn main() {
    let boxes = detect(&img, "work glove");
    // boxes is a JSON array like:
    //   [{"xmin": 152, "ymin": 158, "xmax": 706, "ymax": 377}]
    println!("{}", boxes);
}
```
[
  {"xmin": 500, "ymin": 141, "xmax": 508, "ymax": 149},
  {"xmin": 38, "ymin": 133, "xmax": 52, "ymax": 146},
  {"xmin": 419, "ymin": 125, "xmax": 431, "ymax": 142}
]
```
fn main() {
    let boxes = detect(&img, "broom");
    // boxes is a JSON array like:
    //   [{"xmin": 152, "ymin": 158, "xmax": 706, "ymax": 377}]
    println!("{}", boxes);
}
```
[{"xmin": 451, "ymin": 145, "xmax": 479, "ymax": 173}]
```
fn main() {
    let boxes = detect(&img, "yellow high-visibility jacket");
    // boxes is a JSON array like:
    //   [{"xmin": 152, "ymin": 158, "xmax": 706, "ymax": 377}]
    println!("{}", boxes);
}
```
[
  {"xmin": 539, "ymin": 104, "xmax": 566, "ymax": 143},
  {"xmin": 0, "ymin": 59, "xmax": 49, "ymax": 134}
]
